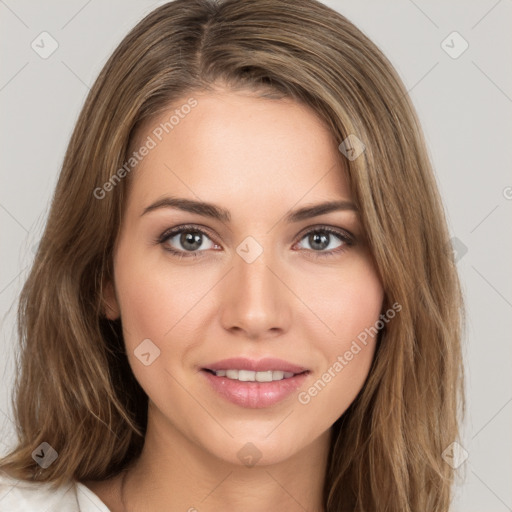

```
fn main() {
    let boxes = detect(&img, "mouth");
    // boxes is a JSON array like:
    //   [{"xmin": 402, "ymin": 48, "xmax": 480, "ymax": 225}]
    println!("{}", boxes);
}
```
[
  {"xmin": 202, "ymin": 368, "xmax": 309, "ymax": 382},
  {"xmin": 200, "ymin": 357, "xmax": 311, "ymax": 408},
  {"xmin": 202, "ymin": 356, "xmax": 309, "ymax": 375}
]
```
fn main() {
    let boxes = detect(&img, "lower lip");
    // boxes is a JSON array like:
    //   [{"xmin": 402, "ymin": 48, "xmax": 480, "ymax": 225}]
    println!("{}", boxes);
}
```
[{"xmin": 201, "ymin": 370, "xmax": 309, "ymax": 409}]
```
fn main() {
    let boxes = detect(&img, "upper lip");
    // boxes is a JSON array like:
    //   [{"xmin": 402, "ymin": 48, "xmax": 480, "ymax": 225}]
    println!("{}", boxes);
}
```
[{"xmin": 202, "ymin": 357, "xmax": 309, "ymax": 374}]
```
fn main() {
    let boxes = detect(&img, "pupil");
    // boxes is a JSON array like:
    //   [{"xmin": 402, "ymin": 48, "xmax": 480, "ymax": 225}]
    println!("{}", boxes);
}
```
[
  {"xmin": 310, "ymin": 232, "xmax": 328, "ymax": 250},
  {"xmin": 181, "ymin": 232, "xmax": 202, "ymax": 251}
]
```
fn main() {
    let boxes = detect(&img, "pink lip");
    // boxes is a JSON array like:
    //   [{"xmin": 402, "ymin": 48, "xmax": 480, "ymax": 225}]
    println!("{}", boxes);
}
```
[
  {"xmin": 201, "ymin": 370, "xmax": 309, "ymax": 409},
  {"xmin": 202, "ymin": 357, "xmax": 308, "ymax": 374}
]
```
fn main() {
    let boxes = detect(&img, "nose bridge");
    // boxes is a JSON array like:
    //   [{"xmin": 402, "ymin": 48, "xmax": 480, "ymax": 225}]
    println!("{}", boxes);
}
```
[{"xmin": 219, "ymin": 238, "xmax": 289, "ymax": 336}]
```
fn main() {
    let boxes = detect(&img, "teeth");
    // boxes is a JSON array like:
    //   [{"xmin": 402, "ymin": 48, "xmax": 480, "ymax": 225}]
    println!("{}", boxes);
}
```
[{"xmin": 213, "ymin": 369, "xmax": 297, "ymax": 382}]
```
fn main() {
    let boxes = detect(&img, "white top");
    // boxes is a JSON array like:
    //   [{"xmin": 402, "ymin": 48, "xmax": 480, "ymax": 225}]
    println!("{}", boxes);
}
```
[{"xmin": 0, "ymin": 472, "xmax": 111, "ymax": 512}]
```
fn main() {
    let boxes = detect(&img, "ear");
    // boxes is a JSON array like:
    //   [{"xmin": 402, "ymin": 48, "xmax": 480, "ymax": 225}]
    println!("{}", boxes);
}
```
[{"xmin": 102, "ymin": 279, "xmax": 121, "ymax": 320}]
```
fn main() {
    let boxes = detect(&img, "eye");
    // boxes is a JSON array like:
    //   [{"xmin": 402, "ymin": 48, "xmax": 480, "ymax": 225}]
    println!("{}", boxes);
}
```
[
  {"xmin": 294, "ymin": 226, "xmax": 354, "ymax": 258},
  {"xmin": 157, "ymin": 225, "xmax": 219, "ymax": 259},
  {"xmin": 156, "ymin": 224, "xmax": 354, "ymax": 260}
]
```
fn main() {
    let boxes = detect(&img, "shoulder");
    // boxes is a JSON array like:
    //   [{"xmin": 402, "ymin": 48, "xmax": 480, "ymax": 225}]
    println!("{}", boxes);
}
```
[
  {"xmin": 0, "ymin": 472, "xmax": 110, "ymax": 512},
  {"xmin": 0, "ymin": 471, "xmax": 78, "ymax": 511}
]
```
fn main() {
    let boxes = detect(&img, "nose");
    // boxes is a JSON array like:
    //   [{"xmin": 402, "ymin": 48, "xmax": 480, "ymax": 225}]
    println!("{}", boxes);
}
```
[{"xmin": 219, "ymin": 244, "xmax": 291, "ymax": 339}]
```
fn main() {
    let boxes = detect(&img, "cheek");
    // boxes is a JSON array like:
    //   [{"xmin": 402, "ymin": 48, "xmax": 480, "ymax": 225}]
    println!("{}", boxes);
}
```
[
  {"xmin": 113, "ymin": 249, "xmax": 212, "ymax": 345},
  {"xmin": 327, "ymin": 261, "xmax": 383, "ymax": 371},
  {"xmin": 115, "ymin": 240, "xmax": 383, "ymax": 404},
  {"xmin": 297, "ymin": 255, "xmax": 384, "ymax": 348},
  {"xmin": 295, "ymin": 258, "xmax": 383, "ymax": 419},
  {"xmin": 334, "ymin": 268, "xmax": 384, "ymax": 343},
  {"xmin": 111, "ymin": 251, "xmax": 212, "ymax": 400}
]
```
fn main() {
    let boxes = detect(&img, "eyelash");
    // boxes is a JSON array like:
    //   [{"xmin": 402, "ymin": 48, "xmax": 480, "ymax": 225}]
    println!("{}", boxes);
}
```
[{"xmin": 155, "ymin": 224, "xmax": 355, "ymax": 260}]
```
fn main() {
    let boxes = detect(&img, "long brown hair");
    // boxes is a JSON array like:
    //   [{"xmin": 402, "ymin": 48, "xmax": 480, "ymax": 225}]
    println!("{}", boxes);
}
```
[{"xmin": 0, "ymin": 1, "xmax": 465, "ymax": 510}]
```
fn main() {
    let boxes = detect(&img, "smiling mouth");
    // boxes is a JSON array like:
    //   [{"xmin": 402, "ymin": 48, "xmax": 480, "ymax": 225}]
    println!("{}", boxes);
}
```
[{"xmin": 202, "ymin": 368, "xmax": 309, "ymax": 382}]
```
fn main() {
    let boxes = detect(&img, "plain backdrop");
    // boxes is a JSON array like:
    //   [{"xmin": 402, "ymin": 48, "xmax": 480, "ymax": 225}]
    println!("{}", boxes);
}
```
[{"xmin": 1, "ymin": 1, "xmax": 511, "ymax": 510}]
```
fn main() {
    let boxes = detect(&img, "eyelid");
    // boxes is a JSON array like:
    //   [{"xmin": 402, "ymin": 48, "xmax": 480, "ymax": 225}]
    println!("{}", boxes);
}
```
[
  {"xmin": 156, "ymin": 223, "xmax": 355, "ymax": 258},
  {"xmin": 156, "ymin": 223, "xmax": 220, "ymax": 245},
  {"xmin": 294, "ymin": 224, "xmax": 354, "ymax": 245}
]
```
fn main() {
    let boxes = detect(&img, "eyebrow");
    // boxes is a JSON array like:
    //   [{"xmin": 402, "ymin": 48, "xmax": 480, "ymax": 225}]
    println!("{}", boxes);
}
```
[{"xmin": 141, "ymin": 196, "xmax": 357, "ymax": 223}]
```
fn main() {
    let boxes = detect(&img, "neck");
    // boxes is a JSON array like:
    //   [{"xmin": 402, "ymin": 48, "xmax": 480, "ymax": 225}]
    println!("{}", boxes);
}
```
[{"xmin": 119, "ymin": 405, "xmax": 331, "ymax": 512}]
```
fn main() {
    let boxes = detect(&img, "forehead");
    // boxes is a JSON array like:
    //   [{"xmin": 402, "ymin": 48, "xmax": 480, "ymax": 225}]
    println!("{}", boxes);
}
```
[{"xmin": 125, "ymin": 89, "xmax": 351, "ymax": 215}]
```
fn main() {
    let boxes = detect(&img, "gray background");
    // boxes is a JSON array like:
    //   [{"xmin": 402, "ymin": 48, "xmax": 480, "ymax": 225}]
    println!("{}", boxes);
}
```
[{"xmin": 1, "ymin": 1, "xmax": 511, "ymax": 510}]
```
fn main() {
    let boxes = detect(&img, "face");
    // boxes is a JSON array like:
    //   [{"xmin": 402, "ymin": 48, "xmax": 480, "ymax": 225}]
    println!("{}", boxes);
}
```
[{"xmin": 104, "ymin": 87, "xmax": 384, "ymax": 467}]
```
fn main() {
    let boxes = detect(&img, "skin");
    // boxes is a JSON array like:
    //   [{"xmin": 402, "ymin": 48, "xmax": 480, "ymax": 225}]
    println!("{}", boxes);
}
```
[{"xmin": 83, "ymin": 87, "xmax": 384, "ymax": 512}]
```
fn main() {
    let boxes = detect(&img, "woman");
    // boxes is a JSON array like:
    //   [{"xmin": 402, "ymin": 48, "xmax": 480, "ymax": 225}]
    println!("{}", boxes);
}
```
[{"xmin": 0, "ymin": 0, "xmax": 465, "ymax": 510}]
